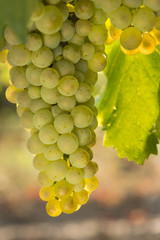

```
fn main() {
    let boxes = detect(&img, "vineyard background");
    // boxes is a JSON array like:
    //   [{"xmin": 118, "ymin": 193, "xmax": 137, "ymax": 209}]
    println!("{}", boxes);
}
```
[{"xmin": 0, "ymin": 63, "xmax": 160, "ymax": 239}]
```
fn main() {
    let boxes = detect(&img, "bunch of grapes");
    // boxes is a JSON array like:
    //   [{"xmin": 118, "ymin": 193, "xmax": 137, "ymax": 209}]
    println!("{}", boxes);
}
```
[
  {"xmin": 95, "ymin": 0, "xmax": 160, "ymax": 55},
  {"xmin": 4, "ymin": 0, "xmax": 107, "ymax": 217}
]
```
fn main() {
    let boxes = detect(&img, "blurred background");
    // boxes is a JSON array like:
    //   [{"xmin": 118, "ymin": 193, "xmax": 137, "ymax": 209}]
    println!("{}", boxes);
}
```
[{"xmin": 0, "ymin": 61, "xmax": 160, "ymax": 240}]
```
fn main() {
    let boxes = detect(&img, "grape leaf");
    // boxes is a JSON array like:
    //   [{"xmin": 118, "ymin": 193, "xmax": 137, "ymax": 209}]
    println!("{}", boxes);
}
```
[
  {"xmin": 98, "ymin": 41, "xmax": 160, "ymax": 164},
  {"xmin": 0, "ymin": 0, "xmax": 39, "ymax": 42}
]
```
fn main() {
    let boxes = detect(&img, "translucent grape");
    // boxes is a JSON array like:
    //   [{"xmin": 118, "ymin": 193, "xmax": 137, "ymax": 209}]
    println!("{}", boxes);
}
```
[
  {"xmin": 10, "ymin": 66, "xmax": 29, "ymax": 89},
  {"xmin": 122, "ymin": 0, "xmax": 143, "ymax": 8},
  {"xmin": 109, "ymin": 25, "xmax": 122, "ymax": 41},
  {"xmin": 73, "ymin": 127, "xmax": 92, "ymax": 146},
  {"xmin": 60, "ymin": 20, "xmax": 75, "ymax": 42},
  {"xmin": 81, "ymin": 43, "xmax": 95, "ymax": 60},
  {"xmin": 74, "ymin": 179, "xmax": 85, "ymax": 192},
  {"xmin": 57, "ymin": 133, "xmax": 79, "ymax": 154},
  {"xmin": 63, "ymin": 44, "xmax": 81, "ymax": 64},
  {"xmin": 73, "ymin": 189, "xmax": 89, "ymax": 205},
  {"xmin": 75, "ymin": 83, "xmax": 92, "ymax": 103},
  {"xmin": 144, "ymin": 0, "xmax": 160, "ymax": 11},
  {"xmin": 25, "ymin": 33, "xmax": 42, "ymax": 51},
  {"xmin": 31, "ymin": 2, "xmax": 45, "ymax": 21},
  {"xmin": 84, "ymin": 69, "xmax": 98, "ymax": 85},
  {"xmin": 87, "ymin": 52, "xmax": 107, "ymax": 72},
  {"xmin": 33, "ymin": 154, "xmax": 50, "ymax": 171},
  {"xmin": 133, "ymin": 8, "xmax": 156, "ymax": 32},
  {"xmin": 39, "ymin": 124, "xmax": 59, "ymax": 145},
  {"xmin": 84, "ymin": 96, "xmax": 95, "ymax": 109},
  {"xmin": 4, "ymin": 26, "xmax": 21, "ymax": 45},
  {"xmin": 109, "ymin": 6, "xmax": 132, "ymax": 30},
  {"xmin": 53, "ymin": 59, "xmax": 75, "ymax": 77},
  {"xmin": 21, "ymin": 110, "xmax": 34, "ymax": 129},
  {"xmin": 83, "ymin": 161, "xmax": 98, "ymax": 178},
  {"xmin": 71, "ymin": 105, "xmax": 93, "ymax": 128},
  {"xmin": 57, "ymin": 2, "xmax": 69, "ymax": 22},
  {"xmin": 74, "ymin": 70, "xmax": 84, "ymax": 83},
  {"xmin": 27, "ymin": 133, "xmax": 45, "ymax": 154},
  {"xmin": 54, "ymin": 113, "xmax": 74, "ymax": 134},
  {"xmin": 35, "ymin": 5, "xmax": 63, "ymax": 34},
  {"xmin": 69, "ymin": 148, "xmax": 90, "ymax": 168},
  {"xmin": 43, "ymin": 143, "xmax": 63, "ymax": 161},
  {"xmin": 16, "ymin": 91, "xmax": 31, "ymax": 108},
  {"xmin": 60, "ymin": 196, "xmax": 78, "ymax": 214},
  {"xmin": 41, "ymin": 86, "xmax": 60, "ymax": 104},
  {"xmin": 120, "ymin": 45, "xmax": 139, "ymax": 55},
  {"xmin": 31, "ymin": 46, "xmax": 54, "ymax": 68},
  {"xmin": 43, "ymin": 32, "xmax": 60, "ymax": 50},
  {"xmin": 53, "ymin": 45, "xmax": 63, "ymax": 60},
  {"xmin": 85, "ymin": 176, "xmax": 99, "ymax": 192},
  {"xmin": 30, "ymin": 98, "xmax": 51, "ymax": 113},
  {"xmin": 58, "ymin": 75, "xmax": 79, "ymax": 96},
  {"xmin": 46, "ymin": 199, "xmax": 62, "ymax": 217},
  {"xmin": 38, "ymin": 171, "xmax": 53, "ymax": 187},
  {"xmin": 28, "ymin": 86, "xmax": 41, "ymax": 99},
  {"xmin": 91, "ymin": 8, "xmax": 107, "ymax": 24},
  {"xmin": 88, "ymin": 25, "xmax": 108, "ymax": 45},
  {"xmin": 9, "ymin": 44, "xmax": 31, "ymax": 66},
  {"xmin": 39, "ymin": 186, "xmax": 55, "ymax": 201},
  {"xmin": 66, "ymin": 166, "xmax": 84, "ymax": 184},
  {"xmin": 75, "ymin": 19, "xmax": 92, "ymax": 37},
  {"xmin": 139, "ymin": 33, "xmax": 156, "ymax": 55},
  {"xmin": 40, "ymin": 68, "xmax": 60, "ymax": 89},
  {"xmin": 75, "ymin": 59, "xmax": 88, "ymax": 73},
  {"xmin": 58, "ymin": 95, "xmax": 76, "ymax": 111},
  {"xmin": 46, "ymin": 159, "xmax": 68, "ymax": 181},
  {"xmin": 16, "ymin": 105, "xmax": 27, "ymax": 117},
  {"xmin": 120, "ymin": 27, "xmax": 142, "ymax": 50},
  {"xmin": 33, "ymin": 109, "xmax": 53, "ymax": 130},
  {"xmin": 69, "ymin": 33, "xmax": 85, "ymax": 46},
  {"xmin": 53, "ymin": 179, "xmax": 74, "ymax": 198},
  {"xmin": 51, "ymin": 105, "xmax": 65, "ymax": 118},
  {"xmin": 88, "ymin": 130, "xmax": 97, "ymax": 147},
  {"xmin": 150, "ymin": 28, "xmax": 160, "ymax": 45},
  {"xmin": 74, "ymin": 0, "xmax": 94, "ymax": 20},
  {"xmin": 95, "ymin": 0, "xmax": 122, "ymax": 13}
]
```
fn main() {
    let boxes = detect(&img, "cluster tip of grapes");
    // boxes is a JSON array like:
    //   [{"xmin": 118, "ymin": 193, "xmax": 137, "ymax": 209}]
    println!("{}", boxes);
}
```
[
  {"xmin": 96, "ymin": 0, "xmax": 160, "ymax": 55},
  {"xmin": 4, "ymin": 0, "xmax": 108, "ymax": 217}
]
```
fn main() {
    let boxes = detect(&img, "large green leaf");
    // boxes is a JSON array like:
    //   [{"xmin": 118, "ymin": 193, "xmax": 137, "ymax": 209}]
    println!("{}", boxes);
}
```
[
  {"xmin": 98, "ymin": 41, "xmax": 160, "ymax": 164},
  {"xmin": 0, "ymin": 0, "xmax": 39, "ymax": 42}
]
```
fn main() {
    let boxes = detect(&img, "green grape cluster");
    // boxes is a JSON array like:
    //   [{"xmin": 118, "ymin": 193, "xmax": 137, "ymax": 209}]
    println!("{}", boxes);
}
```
[
  {"xmin": 4, "ymin": 0, "xmax": 107, "ymax": 217},
  {"xmin": 100, "ymin": 0, "xmax": 160, "ymax": 55}
]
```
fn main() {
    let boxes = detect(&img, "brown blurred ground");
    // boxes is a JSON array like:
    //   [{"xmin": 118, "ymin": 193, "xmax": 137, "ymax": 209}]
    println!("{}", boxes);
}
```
[{"xmin": 0, "ymin": 104, "xmax": 160, "ymax": 240}]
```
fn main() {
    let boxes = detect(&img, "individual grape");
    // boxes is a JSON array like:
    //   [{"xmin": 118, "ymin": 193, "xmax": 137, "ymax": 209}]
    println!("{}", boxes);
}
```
[
  {"xmin": 26, "ymin": 64, "xmax": 42, "ymax": 86},
  {"xmin": 53, "ymin": 59, "xmax": 75, "ymax": 77},
  {"xmin": 83, "ymin": 161, "xmax": 98, "ymax": 178},
  {"xmin": 85, "ymin": 176, "xmax": 99, "ymax": 192},
  {"xmin": 39, "ymin": 186, "xmax": 55, "ymax": 201},
  {"xmin": 63, "ymin": 44, "xmax": 81, "ymax": 64},
  {"xmin": 69, "ymin": 33, "xmax": 85, "ymax": 46},
  {"xmin": 66, "ymin": 166, "xmax": 84, "ymax": 184},
  {"xmin": 43, "ymin": 32, "xmax": 60, "ymax": 50},
  {"xmin": 4, "ymin": 26, "xmax": 21, "ymax": 45},
  {"xmin": 94, "ymin": 44, "xmax": 105, "ymax": 53},
  {"xmin": 69, "ymin": 148, "xmax": 90, "ymax": 168},
  {"xmin": 53, "ymin": 45, "xmax": 63, "ymax": 60},
  {"xmin": 9, "ymin": 44, "xmax": 31, "ymax": 66},
  {"xmin": 33, "ymin": 154, "xmax": 50, "ymax": 171},
  {"xmin": 10, "ymin": 66, "xmax": 29, "ymax": 89},
  {"xmin": 60, "ymin": 196, "xmax": 78, "ymax": 214},
  {"xmin": 120, "ymin": 45, "xmax": 139, "ymax": 55},
  {"xmin": 30, "ymin": 98, "xmax": 51, "ymax": 113},
  {"xmin": 58, "ymin": 75, "xmax": 79, "ymax": 96},
  {"xmin": 16, "ymin": 105, "xmax": 28, "ymax": 117},
  {"xmin": 31, "ymin": 2, "xmax": 45, "ymax": 21},
  {"xmin": 122, "ymin": 0, "xmax": 143, "ymax": 8},
  {"xmin": 87, "ymin": 52, "xmax": 107, "ymax": 72},
  {"xmin": 74, "ymin": 179, "xmax": 85, "ymax": 192},
  {"xmin": 91, "ymin": 8, "xmax": 107, "ymax": 25},
  {"xmin": 75, "ymin": 59, "xmax": 88, "ymax": 73},
  {"xmin": 84, "ymin": 96, "xmax": 95, "ymax": 109},
  {"xmin": 33, "ymin": 109, "xmax": 53, "ymax": 130},
  {"xmin": 89, "ymin": 114, "xmax": 98, "ymax": 130},
  {"xmin": 133, "ymin": 8, "xmax": 156, "ymax": 32},
  {"xmin": 16, "ymin": 91, "xmax": 31, "ymax": 108},
  {"xmin": 46, "ymin": 159, "xmax": 68, "ymax": 181},
  {"xmin": 75, "ymin": 19, "xmax": 92, "ymax": 37},
  {"xmin": 39, "ymin": 124, "xmax": 59, "ymax": 145},
  {"xmin": 31, "ymin": 47, "xmax": 54, "ymax": 68},
  {"xmin": 109, "ymin": 25, "xmax": 122, "ymax": 41},
  {"xmin": 73, "ymin": 189, "xmax": 89, "ymax": 205},
  {"xmin": 28, "ymin": 86, "xmax": 41, "ymax": 99},
  {"xmin": 53, "ymin": 179, "xmax": 74, "ymax": 198},
  {"xmin": 40, "ymin": 68, "xmax": 60, "ymax": 89},
  {"xmin": 41, "ymin": 86, "xmax": 60, "ymax": 104},
  {"xmin": 84, "ymin": 69, "xmax": 98, "ymax": 86},
  {"xmin": 35, "ymin": 5, "xmax": 63, "ymax": 34},
  {"xmin": 38, "ymin": 171, "xmax": 53, "ymax": 187},
  {"xmin": 60, "ymin": 20, "xmax": 75, "ymax": 42},
  {"xmin": 43, "ymin": 143, "xmax": 63, "ymax": 161},
  {"xmin": 75, "ymin": 83, "xmax": 92, "ymax": 103},
  {"xmin": 88, "ymin": 130, "xmax": 97, "ymax": 147},
  {"xmin": 144, "ymin": 0, "xmax": 160, "ymax": 11},
  {"xmin": 139, "ymin": 33, "xmax": 156, "ymax": 55},
  {"xmin": 74, "ymin": 70, "xmax": 84, "ymax": 83},
  {"xmin": 57, "ymin": 2, "xmax": 69, "ymax": 22},
  {"xmin": 27, "ymin": 133, "xmax": 45, "ymax": 154},
  {"xmin": 83, "ymin": 146, "xmax": 93, "ymax": 160},
  {"xmin": 46, "ymin": 199, "xmax": 62, "ymax": 217},
  {"xmin": 109, "ymin": 6, "xmax": 132, "ymax": 30},
  {"xmin": 6, "ymin": 52, "xmax": 16, "ymax": 66},
  {"xmin": 58, "ymin": 95, "xmax": 76, "ymax": 111},
  {"xmin": 74, "ymin": 0, "xmax": 94, "ymax": 20},
  {"xmin": 57, "ymin": 133, "xmax": 79, "ymax": 154},
  {"xmin": 71, "ymin": 105, "xmax": 93, "ymax": 128},
  {"xmin": 81, "ymin": 43, "xmax": 95, "ymax": 60},
  {"xmin": 120, "ymin": 27, "xmax": 142, "ymax": 50},
  {"xmin": 21, "ymin": 110, "xmax": 34, "ymax": 129},
  {"xmin": 95, "ymin": 0, "xmax": 122, "ymax": 13},
  {"xmin": 54, "ymin": 113, "xmax": 74, "ymax": 134},
  {"xmin": 92, "ymin": 106, "xmax": 98, "ymax": 116},
  {"xmin": 73, "ymin": 127, "xmax": 92, "ymax": 146},
  {"xmin": 25, "ymin": 33, "xmax": 42, "ymax": 51},
  {"xmin": 51, "ymin": 105, "xmax": 65, "ymax": 118},
  {"xmin": 88, "ymin": 25, "xmax": 108, "ymax": 45}
]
